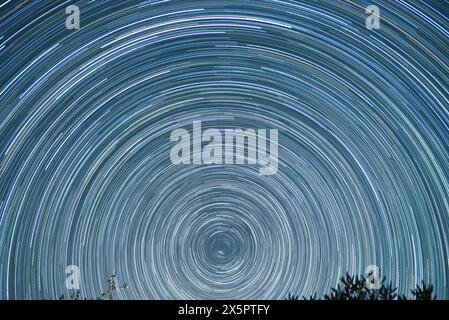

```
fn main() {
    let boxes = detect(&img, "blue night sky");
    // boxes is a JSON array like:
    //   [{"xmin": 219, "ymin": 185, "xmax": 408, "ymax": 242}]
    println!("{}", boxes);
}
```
[{"xmin": 0, "ymin": 0, "xmax": 448, "ymax": 299}]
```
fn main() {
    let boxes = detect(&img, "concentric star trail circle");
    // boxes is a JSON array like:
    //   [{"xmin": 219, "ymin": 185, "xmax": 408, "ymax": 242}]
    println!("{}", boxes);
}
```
[{"xmin": 0, "ymin": 0, "xmax": 448, "ymax": 299}]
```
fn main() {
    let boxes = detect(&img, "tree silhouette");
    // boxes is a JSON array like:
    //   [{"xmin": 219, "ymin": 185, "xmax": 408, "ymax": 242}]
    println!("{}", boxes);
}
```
[
  {"xmin": 59, "ymin": 273, "xmax": 128, "ymax": 300},
  {"xmin": 286, "ymin": 273, "xmax": 435, "ymax": 300},
  {"xmin": 398, "ymin": 281, "xmax": 435, "ymax": 300},
  {"xmin": 411, "ymin": 281, "xmax": 435, "ymax": 300},
  {"xmin": 285, "ymin": 292, "xmax": 300, "ymax": 300},
  {"xmin": 323, "ymin": 273, "xmax": 397, "ymax": 300},
  {"xmin": 58, "ymin": 288, "xmax": 84, "ymax": 300},
  {"xmin": 98, "ymin": 273, "xmax": 129, "ymax": 300}
]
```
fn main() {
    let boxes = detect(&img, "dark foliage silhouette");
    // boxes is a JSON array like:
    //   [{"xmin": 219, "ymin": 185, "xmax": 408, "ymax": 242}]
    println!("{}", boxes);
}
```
[
  {"xmin": 58, "ymin": 274, "xmax": 128, "ymax": 300},
  {"xmin": 286, "ymin": 273, "xmax": 435, "ymax": 300},
  {"xmin": 323, "ymin": 273, "xmax": 397, "ymax": 300},
  {"xmin": 398, "ymin": 281, "xmax": 436, "ymax": 300}
]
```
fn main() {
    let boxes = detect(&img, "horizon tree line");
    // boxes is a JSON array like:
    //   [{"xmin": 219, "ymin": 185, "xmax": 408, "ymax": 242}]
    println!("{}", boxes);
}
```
[{"xmin": 58, "ymin": 272, "xmax": 436, "ymax": 300}]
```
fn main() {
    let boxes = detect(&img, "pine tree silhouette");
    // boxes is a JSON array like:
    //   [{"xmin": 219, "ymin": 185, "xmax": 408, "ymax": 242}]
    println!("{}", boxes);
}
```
[
  {"xmin": 59, "ymin": 273, "xmax": 128, "ymax": 300},
  {"xmin": 285, "ymin": 273, "xmax": 435, "ymax": 300},
  {"xmin": 99, "ymin": 273, "xmax": 129, "ymax": 300}
]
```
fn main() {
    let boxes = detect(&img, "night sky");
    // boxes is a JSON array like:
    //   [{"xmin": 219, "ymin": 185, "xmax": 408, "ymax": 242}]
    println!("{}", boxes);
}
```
[{"xmin": 0, "ymin": 0, "xmax": 448, "ymax": 299}]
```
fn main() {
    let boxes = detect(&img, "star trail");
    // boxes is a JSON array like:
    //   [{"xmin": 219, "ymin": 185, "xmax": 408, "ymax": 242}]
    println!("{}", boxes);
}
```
[{"xmin": 0, "ymin": 0, "xmax": 448, "ymax": 299}]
